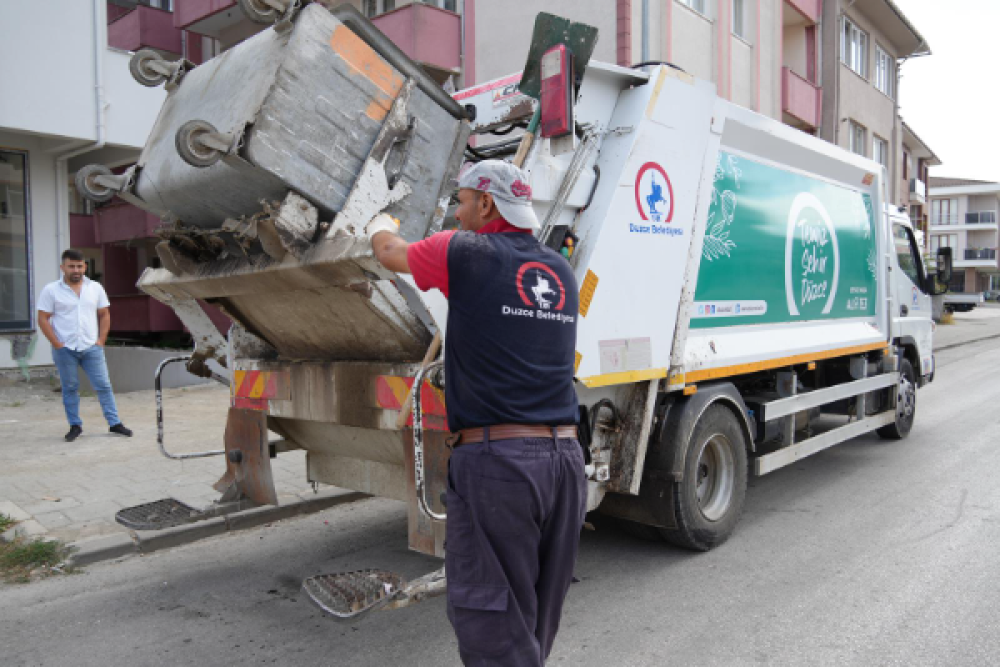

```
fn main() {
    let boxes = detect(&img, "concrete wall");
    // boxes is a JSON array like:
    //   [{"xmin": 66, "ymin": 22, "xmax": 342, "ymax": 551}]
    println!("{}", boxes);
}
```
[
  {"xmin": 0, "ymin": 0, "xmax": 165, "ymax": 146},
  {"xmin": 95, "ymin": 346, "xmax": 226, "ymax": 393},
  {"xmin": 671, "ymin": 2, "xmax": 716, "ymax": 82},
  {"xmin": 473, "ymin": 0, "xmax": 617, "ymax": 84}
]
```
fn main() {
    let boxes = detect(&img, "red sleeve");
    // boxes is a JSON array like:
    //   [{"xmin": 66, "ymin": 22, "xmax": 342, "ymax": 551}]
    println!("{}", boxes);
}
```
[{"xmin": 407, "ymin": 231, "xmax": 456, "ymax": 298}]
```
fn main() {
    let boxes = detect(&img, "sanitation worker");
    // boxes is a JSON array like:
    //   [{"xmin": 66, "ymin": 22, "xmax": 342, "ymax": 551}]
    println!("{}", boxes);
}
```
[{"xmin": 365, "ymin": 160, "xmax": 586, "ymax": 666}]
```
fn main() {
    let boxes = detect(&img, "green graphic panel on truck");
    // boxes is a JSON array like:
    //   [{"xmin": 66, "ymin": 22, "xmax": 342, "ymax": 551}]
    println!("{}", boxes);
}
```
[{"xmin": 691, "ymin": 151, "xmax": 878, "ymax": 329}]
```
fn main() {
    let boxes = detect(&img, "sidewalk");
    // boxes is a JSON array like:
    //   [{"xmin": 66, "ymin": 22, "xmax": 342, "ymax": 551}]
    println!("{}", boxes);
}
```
[
  {"xmin": 934, "ymin": 302, "xmax": 1000, "ymax": 350},
  {"xmin": 0, "ymin": 380, "xmax": 361, "ymax": 566}
]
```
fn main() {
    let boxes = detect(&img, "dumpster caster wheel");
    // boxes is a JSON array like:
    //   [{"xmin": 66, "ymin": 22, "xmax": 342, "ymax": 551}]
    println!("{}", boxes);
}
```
[
  {"xmin": 176, "ymin": 120, "xmax": 231, "ymax": 168},
  {"xmin": 238, "ymin": 0, "xmax": 288, "ymax": 24},
  {"xmin": 129, "ymin": 49, "xmax": 169, "ymax": 87},
  {"xmin": 75, "ymin": 164, "xmax": 117, "ymax": 203}
]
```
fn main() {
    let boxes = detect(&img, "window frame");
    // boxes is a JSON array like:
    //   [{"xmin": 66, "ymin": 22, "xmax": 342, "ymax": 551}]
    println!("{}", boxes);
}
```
[
  {"xmin": 732, "ymin": 0, "xmax": 747, "ymax": 40},
  {"xmin": 848, "ymin": 120, "xmax": 867, "ymax": 157},
  {"xmin": 872, "ymin": 135, "xmax": 889, "ymax": 169},
  {"xmin": 678, "ymin": 0, "xmax": 709, "ymax": 18},
  {"xmin": 0, "ymin": 147, "xmax": 34, "ymax": 333},
  {"xmin": 874, "ymin": 44, "xmax": 894, "ymax": 98},
  {"xmin": 841, "ymin": 16, "xmax": 869, "ymax": 78},
  {"xmin": 893, "ymin": 223, "xmax": 926, "ymax": 289}
]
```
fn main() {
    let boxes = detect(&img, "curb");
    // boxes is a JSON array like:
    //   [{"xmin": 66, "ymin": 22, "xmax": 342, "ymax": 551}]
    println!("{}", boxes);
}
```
[
  {"xmin": 934, "ymin": 332, "xmax": 1000, "ymax": 352},
  {"xmin": 66, "ymin": 489, "xmax": 367, "ymax": 568}
]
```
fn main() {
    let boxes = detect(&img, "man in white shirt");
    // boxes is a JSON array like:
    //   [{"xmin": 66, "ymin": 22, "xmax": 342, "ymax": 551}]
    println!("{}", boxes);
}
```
[{"xmin": 37, "ymin": 249, "xmax": 132, "ymax": 442}]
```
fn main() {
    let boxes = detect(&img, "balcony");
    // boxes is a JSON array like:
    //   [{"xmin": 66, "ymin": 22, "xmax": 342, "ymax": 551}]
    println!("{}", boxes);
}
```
[
  {"xmin": 781, "ymin": 68, "xmax": 822, "ymax": 129},
  {"xmin": 931, "ymin": 211, "xmax": 999, "ymax": 231},
  {"xmin": 372, "ymin": 3, "xmax": 461, "ymax": 79},
  {"xmin": 784, "ymin": 0, "xmax": 821, "ymax": 24},
  {"xmin": 174, "ymin": 0, "xmax": 240, "ymax": 37},
  {"xmin": 108, "ymin": 5, "xmax": 183, "ymax": 55},
  {"xmin": 69, "ymin": 214, "xmax": 99, "ymax": 249},
  {"xmin": 94, "ymin": 202, "xmax": 161, "ymax": 244},
  {"xmin": 909, "ymin": 178, "xmax": 926, "ymax": 204},
  {"xmin": 955, "ymin": 248, "xmax": 999, "ymax": 270},
  {"xmin": 110, "ymin": 294, "xmax": 230, "ymax": 334},
  {"xmin": 110, "ymin": 294, "xmax": 183, "ymax": 333}
]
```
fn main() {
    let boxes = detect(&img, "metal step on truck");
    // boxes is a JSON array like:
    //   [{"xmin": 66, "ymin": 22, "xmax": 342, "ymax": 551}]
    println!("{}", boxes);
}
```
[{"xmin": 77, "ymin": 2, "xmax": 953, "ymax": 620}]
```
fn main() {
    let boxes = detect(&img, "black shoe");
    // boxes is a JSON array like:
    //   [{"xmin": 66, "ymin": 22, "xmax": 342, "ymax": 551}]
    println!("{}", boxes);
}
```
[
  {"xmin": 65, "ymin": 425, "xmax": 83, "ymax": 442},
  {"xmin": 109, "ymin": 423, "xmax": 133, "ymax": 437}
]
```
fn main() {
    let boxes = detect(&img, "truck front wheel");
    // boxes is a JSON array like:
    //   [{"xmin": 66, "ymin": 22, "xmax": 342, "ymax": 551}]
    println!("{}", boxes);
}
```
[
  {"xmin": 660, "ymin": 404, "xmax": 748, "ymax": 551},
  {"xmin": 878, "ymin": 358, "xmax": 916, "ymax": 440}
]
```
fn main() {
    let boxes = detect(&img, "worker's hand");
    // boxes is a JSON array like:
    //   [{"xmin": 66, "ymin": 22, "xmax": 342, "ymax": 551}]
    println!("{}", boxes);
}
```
[{"xmin": 364, "ymin": 213, "xmax": 400, "ymax": 241}]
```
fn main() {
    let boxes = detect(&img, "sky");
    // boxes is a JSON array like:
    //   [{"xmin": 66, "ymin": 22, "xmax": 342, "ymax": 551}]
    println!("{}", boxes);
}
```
[{"xmin": 894, "ymin": 0, "xmax": 1000, "ymax": 183}]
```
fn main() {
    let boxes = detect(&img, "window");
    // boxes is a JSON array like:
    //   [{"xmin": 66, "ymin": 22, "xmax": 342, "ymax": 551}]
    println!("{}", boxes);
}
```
[
  {"xmin": 932, "ymin": 198, "xmax": 958, "ymax": 225},
  {"xmin": 421, "ymin": 0, "xmax": 455, "ymax": 11},
  {"xmin": 841, "ymin": 17, "xmax": 868, "ymax": 78},
  {"xmin": 363, "ymin": 0, "xmax": 395, "ymax": 17},
  {"xmin": 732, "ymin": 0, "xmax": 746, "ymax": 39},
  {"xmin": 874, "ymin": 45, "xmax": 894, "ymax": 97},
  {"xmin": 893, "ymin": 224, "xmax": 923, "ymax": 287},
  {"xmin": 0, "ymin": 150, "xmax": 31, "ymax": 331},
  {"xmin": 873, "ymin": 136, "xmax": 888, "ymax": 169},
  {"xmin": 848, "ymin": 120, "xmax": 867, "ymax": 157},
  {"xmin": 678, "ymin": 0, "xmax": 707, "ymax": 16},
  {"xmin": 930, "ymin": 233, "xmax": 957, "ymax": 253}
]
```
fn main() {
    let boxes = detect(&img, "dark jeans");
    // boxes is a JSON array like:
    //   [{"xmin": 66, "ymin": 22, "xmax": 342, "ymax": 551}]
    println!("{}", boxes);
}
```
[{"xmin": 445, "ymin": 431, "xmax": 587, "ymax": 666}]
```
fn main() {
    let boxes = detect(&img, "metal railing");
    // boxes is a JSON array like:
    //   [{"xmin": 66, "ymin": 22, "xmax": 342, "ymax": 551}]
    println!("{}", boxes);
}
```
[
  {"xmin": 963, "ymin": 248, "xmax": 997, "ymax": 260},
  {"xmin": 931, "ymin": 211, "xmax": 998, "ymax": 226}
]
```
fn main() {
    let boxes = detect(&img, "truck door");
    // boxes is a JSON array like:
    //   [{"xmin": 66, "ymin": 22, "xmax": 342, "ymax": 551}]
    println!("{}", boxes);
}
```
[{"xmin": 891, "ymin": 220, "xmax": 934, "ymax": 377}]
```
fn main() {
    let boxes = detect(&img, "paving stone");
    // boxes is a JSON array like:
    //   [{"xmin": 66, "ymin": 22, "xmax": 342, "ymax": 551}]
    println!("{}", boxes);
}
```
[
  {"xmin": 21, "ymin": 497, "xmax": 82, "ymax": 515},
  {"xmin": 33, "ymin": 511, "xmax": 73, "ymax": 530},
  {"xmin": 63, "ymin": 500, "xmax": 124, "ymax": 522},
  {"xmin": 0, "ymin": 500, "xmax": 32, "ymax": 522}
]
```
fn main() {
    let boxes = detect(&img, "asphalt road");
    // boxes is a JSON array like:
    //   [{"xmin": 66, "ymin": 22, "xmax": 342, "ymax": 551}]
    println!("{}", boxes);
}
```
[{"xmin": 2, "ymin": 337, "xmax": 999, "ymax": 667}]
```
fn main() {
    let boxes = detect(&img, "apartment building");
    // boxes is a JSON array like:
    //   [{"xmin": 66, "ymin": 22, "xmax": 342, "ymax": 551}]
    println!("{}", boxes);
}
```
[
  {"xmin": 819, "ymin": 0, "xmax": 930, "ymax": 206},
  {"xmin": 928, "ymin": 178, "xmax": 1000, "ymax": 294},
  {"xmin": 900, "ymin": 121, "xmax": 940, "ymax": 247},
  {"xmin": 0, "ymin": 0, "xmax": 174, "ymax": 372}
]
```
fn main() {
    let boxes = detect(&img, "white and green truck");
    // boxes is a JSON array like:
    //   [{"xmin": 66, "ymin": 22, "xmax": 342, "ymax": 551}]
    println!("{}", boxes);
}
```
[{"xmin": 76, "ymin": 5, "xmax": 953, "ymax": 616}]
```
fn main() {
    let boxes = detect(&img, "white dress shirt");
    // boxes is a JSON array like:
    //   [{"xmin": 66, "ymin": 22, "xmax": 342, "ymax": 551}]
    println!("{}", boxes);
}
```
[{"xmin": 37, "ymin": 277, "xmax": 111, "ymax": 351}]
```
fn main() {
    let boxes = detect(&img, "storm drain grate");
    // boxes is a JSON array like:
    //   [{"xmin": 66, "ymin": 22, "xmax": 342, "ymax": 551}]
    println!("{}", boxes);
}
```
[
  {"xmin": 115, "ymin": 498, "xmax": 204, "ymax": 531},
  {"xmin": 303, "ymin": 570, "xmax": 406, "ymax": 620}
]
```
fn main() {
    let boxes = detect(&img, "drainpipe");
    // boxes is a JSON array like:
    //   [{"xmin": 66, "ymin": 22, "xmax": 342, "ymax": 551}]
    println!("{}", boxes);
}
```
[
  {"xmin": 460, "ymin": 0, "xmax": 466, "ymax": 87},
  {"xmin": 54, "ymin": 0, "xmax": 107, "ymax": 272}
]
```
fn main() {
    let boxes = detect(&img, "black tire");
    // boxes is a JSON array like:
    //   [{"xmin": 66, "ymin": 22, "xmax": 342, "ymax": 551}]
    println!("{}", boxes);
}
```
[
  {"xmin": 237, "ymin": 0, "xmax": 283, "ymax": 24},
  {"xmin": 175, "ymin": 120, "xmax": 224, "ymax": 168},
  {"xmin": 75, "ymin": 164, "xmax": 116, "ymax": 203},
  {"xmin": 658, "ymin": 404, "xmax": 748, "ymax": 551},
  {"xmin": 878, "ymin": 358, "xmax": 916, "ymax": 440},
  {"xmin": 129, "ymin": 49, "xmax": 168, "ymax": 87}
]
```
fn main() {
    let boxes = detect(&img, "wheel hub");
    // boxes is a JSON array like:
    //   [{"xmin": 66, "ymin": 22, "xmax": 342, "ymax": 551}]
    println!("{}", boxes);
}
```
[
  {"xmin": 695, "ymin": 434, "xmax": 735, "ymax": 522},
  {"xmin": 898, "ymin": 374, "xmax": 915, "ymax": 419}
]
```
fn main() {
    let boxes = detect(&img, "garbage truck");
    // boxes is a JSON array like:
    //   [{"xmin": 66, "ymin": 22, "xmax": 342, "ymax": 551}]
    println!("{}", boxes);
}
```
[{"xmin": 76, "ymin": 2, "xmax": 953, "ymax": 618}]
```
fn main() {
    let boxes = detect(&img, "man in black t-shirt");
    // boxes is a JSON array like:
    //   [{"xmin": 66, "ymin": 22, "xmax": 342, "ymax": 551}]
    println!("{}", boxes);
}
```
[{"xmin": 365, "ymin": 160, "xmax": 586, "ymax": 666}]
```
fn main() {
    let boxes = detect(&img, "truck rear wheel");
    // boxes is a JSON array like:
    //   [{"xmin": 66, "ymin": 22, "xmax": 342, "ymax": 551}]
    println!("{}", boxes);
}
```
[
  {"xmin": 878, "ymin": 358, "xmax": 916, "ymax": 440},
  {"xmin": 659, "ymin": 404, "xmax": 747, "ymax": 551}
]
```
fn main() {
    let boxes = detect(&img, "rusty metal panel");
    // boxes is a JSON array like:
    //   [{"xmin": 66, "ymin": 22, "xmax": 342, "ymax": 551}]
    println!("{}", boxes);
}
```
[
  {"xmin": 402, "ymin": 430, "xmax": 449, "ymax": 558},
  {"xmin": 307, "ymin": 453, "xmax": 407, "ymax": 502},
  {"xmin": 220, "ymin": 407, "xmax": 278, "ymax": 506}
]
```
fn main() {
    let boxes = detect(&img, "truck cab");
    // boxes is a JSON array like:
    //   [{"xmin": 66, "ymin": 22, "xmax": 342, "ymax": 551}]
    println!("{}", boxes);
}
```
[{"xmin": 887, "ymin": 207, "xmax": 936, "ymax": 384}]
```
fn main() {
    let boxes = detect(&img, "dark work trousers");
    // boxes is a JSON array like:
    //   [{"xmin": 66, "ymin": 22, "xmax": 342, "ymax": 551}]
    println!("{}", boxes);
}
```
[{"xmin": 445, "ymin": 430, "xmax": 588, "ymax": 666}]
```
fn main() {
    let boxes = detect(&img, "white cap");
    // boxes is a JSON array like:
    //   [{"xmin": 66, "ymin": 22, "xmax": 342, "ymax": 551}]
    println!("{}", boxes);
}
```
[{"xmin": 457, "ymin": 160, "xmax": 540, "ymax": 230}]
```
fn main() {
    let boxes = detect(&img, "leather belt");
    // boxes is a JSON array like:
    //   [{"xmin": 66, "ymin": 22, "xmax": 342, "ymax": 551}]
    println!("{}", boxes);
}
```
[{"xmin": 451, "ymin": 424, "xmax": 578, "ymax": 447}]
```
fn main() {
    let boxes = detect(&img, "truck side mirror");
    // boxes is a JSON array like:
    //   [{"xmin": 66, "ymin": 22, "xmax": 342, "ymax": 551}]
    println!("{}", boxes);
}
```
[{"xmin": 933, "ymin": 247, "xmax": 953, "ymax": 295}]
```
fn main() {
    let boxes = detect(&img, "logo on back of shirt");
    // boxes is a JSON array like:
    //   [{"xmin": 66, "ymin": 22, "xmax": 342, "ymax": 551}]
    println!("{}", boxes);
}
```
[{"xmin": 501, "ymin": 261, "xmax": 575, "ymax": 324}]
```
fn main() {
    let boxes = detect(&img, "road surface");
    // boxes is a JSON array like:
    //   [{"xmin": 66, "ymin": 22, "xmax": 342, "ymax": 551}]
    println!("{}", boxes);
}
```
[{"xmin": 2, "ymin": 337, "xmax": 998, "ymax": 666}]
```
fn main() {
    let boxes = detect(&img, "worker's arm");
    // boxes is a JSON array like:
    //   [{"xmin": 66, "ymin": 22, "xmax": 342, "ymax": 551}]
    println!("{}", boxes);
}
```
[
  {"xmin": 97, "ymin": 307, "xmax": 111, "ymax": 346},
  {"xmin": 37, "ymin": 311, "xmax": 64, "ymax": 350},
  {"xmin": 365, "ymin": 214, "xmax": 411, "ymax": 274},
  {"xmin": 371, "ymin": 231, "xmax": 411, "ymax": 274}
]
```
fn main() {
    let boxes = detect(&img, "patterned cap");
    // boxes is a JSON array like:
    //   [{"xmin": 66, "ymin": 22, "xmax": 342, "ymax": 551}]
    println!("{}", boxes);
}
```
[{"xmin": 457, "ymin": 160, "xmax": 539, "ymax": 230}]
